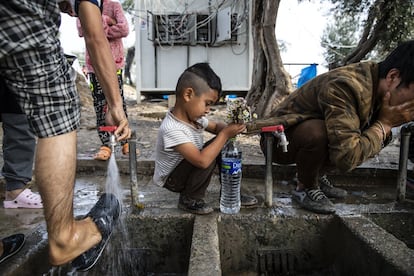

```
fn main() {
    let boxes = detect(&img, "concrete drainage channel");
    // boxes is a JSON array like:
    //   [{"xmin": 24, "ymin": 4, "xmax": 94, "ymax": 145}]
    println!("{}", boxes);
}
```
[
  {"xmin": 1, "ymin": 160, "xmax": 414, "ymax": 275},
  {"xmin": 3, "ymin": 211, "xmax": 414, "ymax": 275}
]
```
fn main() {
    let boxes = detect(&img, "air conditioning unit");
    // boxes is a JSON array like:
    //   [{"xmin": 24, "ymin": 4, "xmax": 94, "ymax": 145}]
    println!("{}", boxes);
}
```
[
  {"xmin": 148, "ymin": 12, "xmax": 212, "ymax": 46},
  {"xmin": 148, "ymin": 12, "xmax": 190, "ymax": 45}
]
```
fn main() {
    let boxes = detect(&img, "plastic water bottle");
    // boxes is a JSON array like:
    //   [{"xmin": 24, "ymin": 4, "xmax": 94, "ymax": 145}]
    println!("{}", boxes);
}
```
[{"xmin": 220, "ymin": 138, "xmax": 242, "ymax": 214}]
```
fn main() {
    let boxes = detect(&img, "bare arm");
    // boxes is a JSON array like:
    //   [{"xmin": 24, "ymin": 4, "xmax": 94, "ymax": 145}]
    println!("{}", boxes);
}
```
[
  {"xmin": 77, "ymin": 1, "xmax": 130, "ymax": 140},
  {"xmin": 175, "ymin": 123, "xmax": 245, "ymax": 169}
]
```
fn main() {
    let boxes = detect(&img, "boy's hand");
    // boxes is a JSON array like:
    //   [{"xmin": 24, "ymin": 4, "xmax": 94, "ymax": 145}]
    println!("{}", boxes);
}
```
[{"xmin": 222, "ymin": 123, "xmax": 246, "ymax": 138}]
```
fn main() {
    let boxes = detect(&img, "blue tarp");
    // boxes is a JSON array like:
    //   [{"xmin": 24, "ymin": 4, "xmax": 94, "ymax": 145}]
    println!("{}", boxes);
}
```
[{"xmin": 297, "ymin": 63, "xmax": 317, "ymax": 88}]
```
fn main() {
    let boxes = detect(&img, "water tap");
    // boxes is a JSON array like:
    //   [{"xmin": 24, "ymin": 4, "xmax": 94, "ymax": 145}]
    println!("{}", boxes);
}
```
[
  {"xmin": 261, "ymin": 125, "xmax": 289, "ymax": 152},
  {"xmin": 99, "ymin": 126, "xmax": 118, "ymax": 153}
]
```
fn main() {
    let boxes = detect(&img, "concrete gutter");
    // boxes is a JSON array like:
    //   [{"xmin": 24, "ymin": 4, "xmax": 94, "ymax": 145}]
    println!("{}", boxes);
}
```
[
  {"xmin": 340, "ymin": 215, "xmax": 414, "ymax": 275},
  {"xmin": 188, "ymin": 214, "xmax": 222, "ymax": 276}
]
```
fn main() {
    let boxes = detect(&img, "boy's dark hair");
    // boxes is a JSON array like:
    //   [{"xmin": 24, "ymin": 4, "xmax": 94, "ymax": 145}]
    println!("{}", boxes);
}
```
[
  {"xmin": 379, "ymin": 40, "xmax": 414, "ymax": 88},
  {"xmin": 175, "ymin": 63, "xmax": 222, "ymax": 98}
]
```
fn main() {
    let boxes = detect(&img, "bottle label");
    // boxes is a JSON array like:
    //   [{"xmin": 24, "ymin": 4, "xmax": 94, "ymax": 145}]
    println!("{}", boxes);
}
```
[{"xmin": 221, "ymin": 159, "xmax": 242, "ymax": 175}]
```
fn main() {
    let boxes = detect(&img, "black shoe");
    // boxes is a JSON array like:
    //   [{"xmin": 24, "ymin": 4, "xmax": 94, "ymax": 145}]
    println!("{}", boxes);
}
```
[
  {"xmin": 291, "ymin": 188, "xmax": 335, "ymax": 214},
  {"xmin": 0, "ymin": 234, "xmax": 25, "ymax": 264},
  {"xmin": 241, "ymin": 194, "xmax": 258, "ymax": 206},
  {"xmin": 319, "ymin": 175, "xmax": 348, "ymax": 198},
  {"xmin": 72, "ymin": 193, "xmax": 121, "ymax": 271},
  {"xmin": 178, "ymin": 195, "xmax": 213, "ymax": 215}
]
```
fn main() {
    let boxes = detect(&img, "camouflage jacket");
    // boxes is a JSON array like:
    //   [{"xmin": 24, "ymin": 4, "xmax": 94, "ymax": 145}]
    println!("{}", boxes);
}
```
[{"xmin": 249, "ymin": 61, "xmax": 389, "ymax": 172}]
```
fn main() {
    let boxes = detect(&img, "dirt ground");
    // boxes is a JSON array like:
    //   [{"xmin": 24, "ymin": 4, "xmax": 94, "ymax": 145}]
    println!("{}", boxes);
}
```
[{"xmin": 76, "ymin": 75, "xmax": 264, "ymax": 162}]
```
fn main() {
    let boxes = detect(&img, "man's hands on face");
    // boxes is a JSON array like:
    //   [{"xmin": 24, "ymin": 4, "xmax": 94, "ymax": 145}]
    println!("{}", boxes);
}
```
[{"xmin": 379, "ymin": 91, "xmax": 414, "ymax": 129}]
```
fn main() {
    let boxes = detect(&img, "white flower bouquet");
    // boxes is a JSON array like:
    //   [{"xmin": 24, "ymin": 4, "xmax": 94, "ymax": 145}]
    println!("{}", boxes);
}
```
[{"xmin": 225, "ymin": 97, "xmax": 256, "ymax": 124}]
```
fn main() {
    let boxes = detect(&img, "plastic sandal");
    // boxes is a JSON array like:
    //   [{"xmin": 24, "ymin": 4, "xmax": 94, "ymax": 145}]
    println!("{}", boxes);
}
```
[
  {"xmin": 3, "ymin": 189, "xmax": 43, "ymax": 209},
  {"xmin": 122, "ymin": 143, "xmax": 129, "ymax": 155},
  {"xmin": 71, "ymin": 193, "xmax": 121, "ymax": 271},
  {"xmin": 94, "ymin": 146, "xmax": 111, "ymax": 161},
  {"xmin": 0, "ymin": 234, "xmax": 25, "ymax": 264},
  {"xmin": 122, "ymin": 143, "xmax": 140, "ymax": 156}
]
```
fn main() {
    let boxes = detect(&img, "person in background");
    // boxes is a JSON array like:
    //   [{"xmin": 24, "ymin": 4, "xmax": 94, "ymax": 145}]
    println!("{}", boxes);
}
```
[
  {"xmin": 0, "ymin": 233, "xmax": 25, "ymax": 264},
  {"xmin": 247, "ymin": 40, "xmax": 414, "ymax": 214},
  {"xmin": 1, "ymin": 79, "xmax": 42, "ymax": 209},
  {"xmin": 153, "ymin": 63, "xmax": 258, "ymax": 215},
  {"xmin": 0, "ymin": 0, "xmax": 131, "ymax": 271},
  {"xmin": 77, "ymin": 0, "xmax": 131, "ymax": 161}
]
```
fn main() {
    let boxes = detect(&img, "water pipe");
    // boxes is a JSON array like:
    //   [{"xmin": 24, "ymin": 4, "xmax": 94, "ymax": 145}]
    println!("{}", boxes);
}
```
[
  {"xmin": 261, "ymin": 125, "xmax": 289, "ymax": 207},
  {"xmin": 128, "ymin": 130, "xmax": 141, "ymax": 208},
  {"xmin": 397, "ymin": 122, "xmax": 414, "ymax": 201}
]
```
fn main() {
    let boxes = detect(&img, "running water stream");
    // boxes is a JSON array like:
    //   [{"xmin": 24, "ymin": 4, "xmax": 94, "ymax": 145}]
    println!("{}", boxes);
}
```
[
  {"xmin": 102, "ymin": 153, "xmax": 135, "ymax": 274},
  {"xmin": 105, "ymin": 154, "xmax": 123, "ymax": 204}
]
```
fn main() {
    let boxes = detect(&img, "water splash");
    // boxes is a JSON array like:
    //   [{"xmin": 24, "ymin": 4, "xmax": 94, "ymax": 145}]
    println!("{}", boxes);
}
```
[
  {"xmin": 101, "ymin": 153, "xmax": 136, "ymax": 274},
  {"xmin": 105, "ymin": 154, "xmax": 123, "ymax": 205}
]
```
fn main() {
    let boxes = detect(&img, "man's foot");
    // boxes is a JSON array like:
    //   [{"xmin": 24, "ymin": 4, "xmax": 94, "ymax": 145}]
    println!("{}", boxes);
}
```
[
  {"xmin": 241, "ymin": 194, "xmax": 258, "ymax": 206},
  {"xmin": 71, "ymin": 193, "xmax": 121, "ymax": 271},
  {"xmin": 0, "ymin": 234, "xmax": 25, "ymax": 264},
  {"xmin": 318, "ymin": 175, "xmax": 348, "ymax": 198},
  {"xmin": 178, "ymin": 195, "xmax": 213, "ymax": 215},
  {"xmin": 291, "ymin": 188, "xmax": 335, "ymax": 214}
]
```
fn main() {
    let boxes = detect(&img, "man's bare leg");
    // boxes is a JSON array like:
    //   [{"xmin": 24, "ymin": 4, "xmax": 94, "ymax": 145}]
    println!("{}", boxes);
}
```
[{"xmin": 35, "ymin": 131, "xmax": 102, "ymax": 265}]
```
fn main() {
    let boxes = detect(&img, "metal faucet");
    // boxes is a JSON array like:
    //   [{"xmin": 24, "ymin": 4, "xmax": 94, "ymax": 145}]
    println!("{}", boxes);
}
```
[
  {"xmin": 261, "ymin": 125, "xmax": 289, "ymax": 152},
  {"xmin": 261, "ymin": 124, "xmax": 289, "ymax": 207},
  {"xmin": 99, "ymin": 126, "xmax": 118, "ymax": 153}
]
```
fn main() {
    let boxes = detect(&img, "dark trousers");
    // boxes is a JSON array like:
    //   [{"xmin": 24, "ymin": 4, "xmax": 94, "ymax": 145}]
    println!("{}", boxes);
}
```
[
  {"xmin": 261, "ymin": 119, "xmax": 330, "ymax": 189},
  {"xmin": 164, "ymin": 139, "xmax": 218, "ymax": 200},
  {"xmin": 2, "ymin": 113, "xmax": 36, "ymax": 191}
]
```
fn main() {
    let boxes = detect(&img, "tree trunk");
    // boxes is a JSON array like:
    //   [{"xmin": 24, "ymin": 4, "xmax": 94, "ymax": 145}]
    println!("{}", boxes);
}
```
[{"xmin": 246, "ymin": 0, "xmax": 292, "ymax": 118}]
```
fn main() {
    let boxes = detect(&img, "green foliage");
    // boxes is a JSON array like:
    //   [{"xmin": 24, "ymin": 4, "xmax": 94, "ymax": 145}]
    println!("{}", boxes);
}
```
[
  {"xmin": 321, "ymin": 15, "xmax": 359, "ymax": 68},
  {"xmin": 320, "ymin": 0, "xmax": 414, "ymax": 67}
]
